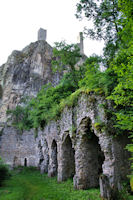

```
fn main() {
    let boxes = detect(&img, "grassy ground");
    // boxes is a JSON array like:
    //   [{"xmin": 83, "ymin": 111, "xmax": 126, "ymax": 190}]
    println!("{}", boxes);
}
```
[{"xmin": 0, "ymin": 167, "xmax": 101, "ymax": 200}]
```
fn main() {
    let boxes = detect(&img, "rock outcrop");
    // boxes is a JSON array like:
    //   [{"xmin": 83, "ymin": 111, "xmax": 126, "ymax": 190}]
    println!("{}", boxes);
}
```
[
  {"xmin": 0, "ymin": 40, "xmax": 62, "ymax": 122},
  {"xmin": 0, "ymin": 37, "xmax": 131, "ymax": 200}
]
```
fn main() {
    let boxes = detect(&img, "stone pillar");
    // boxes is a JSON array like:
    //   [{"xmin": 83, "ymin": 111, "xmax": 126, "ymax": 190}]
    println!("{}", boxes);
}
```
[
  {"xmin": 74, "ymin": 134, "xmax": 99, "ymax": 189},
  {"xmin": 58, "ymin": 135, "xmax": 75, "ymax": 182},
  {"xmin": 77, "ymin": 32, "xmax": 84, "ymax": 55},
  {"xmin": 38, "ymin": 28, "xmax": 47, "ymax": 41},
  {"xmin": 98, "ymin": 134, "xmax": 131, "ymax": 199},
  {"xmin": 79, "ymin": 32, "xmax": 84, "ymax": 55},
  {"xmin": 39, "ymin": 139, "xmax": 49, "ymax": 174}
]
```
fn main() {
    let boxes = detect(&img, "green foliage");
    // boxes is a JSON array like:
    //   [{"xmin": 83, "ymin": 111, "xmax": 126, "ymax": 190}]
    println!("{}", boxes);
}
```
[
  {"xmin": 0, "ymin": 167, "xmax": 101, "ymax": 200},
  {"xmin": 130, "ymin": 176, "xmax": 133, "ymax": 191},
  {"xmin": 93, "ymin": 116, "xmax": 106, "ymax": 132},
  {"xmin": 76, "ymin": 0, "xmax": 122, "ymax": 60},
  {"xmin": 106, "ymin": 0, "xmax": 133, "ymax": 179},
  {"xmin": 52, "ymin": 41, "xmax": 81, "ymax": 72},
  {"xmin": 78, "ymin": 56, "xmax": 101, "ymax": 88},
  {"xmin": 0, "ymin": 158, "xmax": 10, "ymax": 186},
  {"xmin": 94, "ymin": 122, "xmax": 105, "ymax": 132},
  {"xmin": 118, "ymin": 0, "xmax": 133, "ymax": 48},
  {"xmin": 28, "ymin": 68, "xmax": 84, "ymax": 129},
  {"xmin": 7, "ymin": 102, "xmax": 33, "ymax": 132},
  {"xmin": 113, "ymin": 180, "xmax": 133, "ymax": 200},
  {"xmin": 78, "ymin": 56, "xmax": 118, "ymax": 96}
]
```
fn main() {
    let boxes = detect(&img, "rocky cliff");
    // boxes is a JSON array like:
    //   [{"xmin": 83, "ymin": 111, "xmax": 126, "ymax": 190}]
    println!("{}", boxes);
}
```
[
  {"xmin": 0, "ymin": 37, "xmax": 131, "ymax": 200},
  {"xmin": 0, "ymin": 40, "xmax": 62, "ymax": 122}
]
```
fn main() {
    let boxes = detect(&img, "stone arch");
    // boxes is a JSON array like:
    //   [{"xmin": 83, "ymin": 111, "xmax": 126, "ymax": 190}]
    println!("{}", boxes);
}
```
[
  {"xmin": 24, "ymin": 158, "xmax": 27, "ymax": 167},
  {"xmin": 58, "ymin": 134, "xmax": 75, "ymax": 182},
  {"xmin": 74, "ymin": 117, "xmax": 105, "ymax": 190},
  {"xmin": 48, "ymin": 139, "xmax": 58, "ymax": 177}
]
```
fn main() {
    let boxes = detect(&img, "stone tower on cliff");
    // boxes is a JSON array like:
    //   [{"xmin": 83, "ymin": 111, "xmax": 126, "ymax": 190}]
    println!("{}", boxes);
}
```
[
  {"xmin": 78, "ymin": 32, "xmax": 84, "ymax": 55},
  {"xmin": 38, "ymin": 28, "xmax": 47, "ymax": 41}
]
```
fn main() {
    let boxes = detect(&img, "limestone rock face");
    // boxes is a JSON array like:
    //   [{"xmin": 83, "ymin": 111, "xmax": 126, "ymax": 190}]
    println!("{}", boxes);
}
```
[{"xmin": 0, "ymin": 40, "xmax": 62, "ymax": 122}]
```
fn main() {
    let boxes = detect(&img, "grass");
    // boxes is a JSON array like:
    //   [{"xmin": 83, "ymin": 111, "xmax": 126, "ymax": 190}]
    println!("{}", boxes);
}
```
[{"xmin": 0, "ymin": 167, "xmax": 101, "ymax": 200}]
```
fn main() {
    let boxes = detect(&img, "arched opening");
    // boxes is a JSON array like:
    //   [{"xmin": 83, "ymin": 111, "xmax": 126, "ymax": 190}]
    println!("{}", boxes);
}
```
[
  {"xmin": 24, "ymin": 158, "xmax": 27, "ymax": 167},
  {"xmin": 50, "ymin": 140, "xmax": 58, "ymax": 176},
  {"xmin": 74, "ymin": 117, "xmax": 105, "ymax": 189},
  {"xmin": 61, "ymin": 135, "xmax": 75, "ymax": 181}
]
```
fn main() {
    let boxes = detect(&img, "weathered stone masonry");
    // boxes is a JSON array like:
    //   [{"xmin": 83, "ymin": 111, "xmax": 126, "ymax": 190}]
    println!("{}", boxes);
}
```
[{"xmin": 0, "ymin": 93, "xmax": 131, "ymax": 199}]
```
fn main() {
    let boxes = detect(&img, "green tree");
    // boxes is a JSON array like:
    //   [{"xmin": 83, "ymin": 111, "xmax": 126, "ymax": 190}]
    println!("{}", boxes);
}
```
[
  {"xmin": 76, "ymin": 0, "xmax": 122, "ymax": 61},
  {"xmin": 0, "ymin": 157, "xmax": 10, "ymax": 186},
  {"xmin": 52, "ymin": 41, "xmax": 81, "ymax": 72},
  {"xmin": 78, "ymin": 55, "xmax": 118, "ymax": 96},
  {"xmin": 108, "ymin": 0, "xmax": 133, "ymax": 177},
  {"xmin": 7, "ymin": 98, "xmax": 33, "ymax": 132},
  {"xmin": 52, "ymin": 41, "xmax": 83, "ymax": 86}
]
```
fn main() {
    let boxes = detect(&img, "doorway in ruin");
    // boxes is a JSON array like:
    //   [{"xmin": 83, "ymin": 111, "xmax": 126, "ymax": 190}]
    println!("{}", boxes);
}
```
[
  {"xmin": 75, "ymin": 117, "xmax": 105, "ymax": 189},
  {"xmin": 61, "ymin": 135, "xmax": 75, "ymax": 181},
  {"xmin": 51, "ymin": 140, "xmax": 58, "ymax": 176},
  {"xmin": 24, "ymin": 158, "xmax": 27, "ymax": 167}
]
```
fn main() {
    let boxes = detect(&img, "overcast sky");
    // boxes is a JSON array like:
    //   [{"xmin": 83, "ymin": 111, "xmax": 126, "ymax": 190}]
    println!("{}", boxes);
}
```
[{"xmin": 0, "ymin": 0, "xmax": 104, "ymax": 66}]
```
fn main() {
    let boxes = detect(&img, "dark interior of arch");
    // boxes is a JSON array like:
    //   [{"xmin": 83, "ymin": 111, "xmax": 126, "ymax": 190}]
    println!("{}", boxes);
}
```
[
  {"xmin": 79, "ymin": 117, "xmax": 105, "ymax": 188},
  {"xmin": 24, "ymin": 158, "xmax": 27, "ymax": 167},
  {"xmin": 51, "ymin": 140, "xmax": 58, "ymax": 176},
  {"xmin": 85, "ymin": 119, "xmax": 105, "ymax": 177},
  {"xmin": 62, "ymin": 135, "xmax": 75, "ymax": 181}
]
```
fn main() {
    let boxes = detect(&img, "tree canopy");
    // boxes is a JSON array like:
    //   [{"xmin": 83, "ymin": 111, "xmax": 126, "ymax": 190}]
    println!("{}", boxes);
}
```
[
  {"xmin": 52, "ymin": 41, "xmax": 81, "ymax": 72},
  {"xmin": 76, "ymin": 0, "xmax": 123, "ymax": 61}
]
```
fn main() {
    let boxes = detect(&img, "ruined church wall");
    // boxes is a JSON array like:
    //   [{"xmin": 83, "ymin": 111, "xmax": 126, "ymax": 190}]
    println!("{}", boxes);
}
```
[{"xmin": 0, "ymin": 127, "xmax": 39, "ymax": 167}]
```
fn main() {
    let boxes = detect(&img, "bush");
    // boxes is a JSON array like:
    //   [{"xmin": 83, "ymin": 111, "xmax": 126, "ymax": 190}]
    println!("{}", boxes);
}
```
[{"xmin": 0, "ymin": 158, "xmax": 11, "ymax": 186}]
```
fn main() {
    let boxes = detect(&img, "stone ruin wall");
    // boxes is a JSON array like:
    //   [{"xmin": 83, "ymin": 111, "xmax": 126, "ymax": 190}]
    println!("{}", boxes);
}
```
[{"xmin": 0, "ymin": 93, "xmax": 131, "ymax": 200}]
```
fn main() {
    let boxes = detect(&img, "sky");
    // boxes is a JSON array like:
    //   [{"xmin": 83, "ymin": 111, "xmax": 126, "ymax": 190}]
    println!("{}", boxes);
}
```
[{"xmin": 0, "ymin": 0, "xmax": 104, "ymax": 66}]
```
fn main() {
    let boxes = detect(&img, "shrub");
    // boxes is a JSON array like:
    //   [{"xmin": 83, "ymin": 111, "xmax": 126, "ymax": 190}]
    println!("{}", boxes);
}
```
[{"xmin": 0, "ymin": 158, "xmax": 10, "ymax": 186}]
